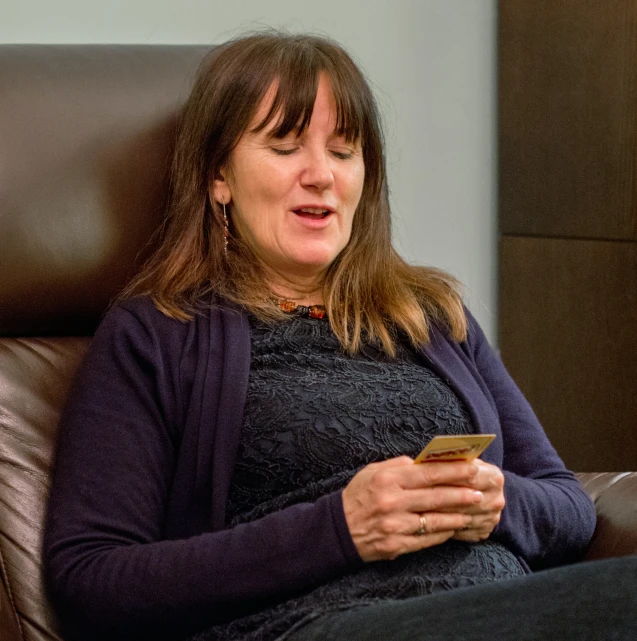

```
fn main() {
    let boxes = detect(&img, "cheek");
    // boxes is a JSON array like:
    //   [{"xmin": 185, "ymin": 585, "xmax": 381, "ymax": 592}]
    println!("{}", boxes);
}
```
[
  {"xmin": 343, "ymin": 167, "xmax": 365, "ymax": 237},
  {"xmin": 237, "ymin": 165, "xmax": 295, "ymax": 211},
  {"xmin": 345, "ymin": 168, "xmax": 365, "ymax": 216},
  {"xmin": 347, "ymin": 161, "xmax": 365, "ymax": 198},
  {"xmin": 230, "ymin": 180, "xmax": 289, "ymax": 243}
]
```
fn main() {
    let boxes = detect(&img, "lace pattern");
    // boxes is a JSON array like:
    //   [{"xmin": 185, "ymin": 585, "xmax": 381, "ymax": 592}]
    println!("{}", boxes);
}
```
[
  {"xmin": 226, "ymin": 316, "xmax": 472, "ymax": 524},
  {"xmin": 189, "ymin": 316, "xmax": 526, "ymax": 641}
]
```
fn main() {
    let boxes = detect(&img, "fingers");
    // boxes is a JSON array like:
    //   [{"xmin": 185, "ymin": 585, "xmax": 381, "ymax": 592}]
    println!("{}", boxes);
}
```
[
  {"xmin": 452, "ymin": 511, "xmax": 501, "ymax": 542},
  {"xmin": 452, "ymin": 461, "xmax": 506, "ymax": 517},
  {"xmin": 373, "ymin": 511, "xmax": 471, "ymax": 539},
  {"xmin": 452, "ymin": 528, "xmax": 490, "ymax": 543},
  {"xmin": 471, "ymin": 459, "xmax": 505, "ymax": 491},
  {"xmin": 361, "ymin": 512, "xmax": 472, "ymax": 561},
  {"xmin": 410, "ymin": 511, "xmax": 472, "ymax": 536},
  {"xmin": 352, "ymin": 457, "xmax": 482, "ymax": 494},
  {"xmin": 342, "ymin": 457, "xmax": 505, "ymax": 562},
  {"xmin": 450, "ymin": 461, "xmax": 506, "ymax": 540},
  {"xmin": 401, "ymin": 485, "xmax": 485, "ymax": 513},
  {"xmin": 395, "ymin": 461, "xmax": 479, "ymax": 490},
  {"xmin": 354, "ymin": 459, "xmax": 484, "ymax": 514}
]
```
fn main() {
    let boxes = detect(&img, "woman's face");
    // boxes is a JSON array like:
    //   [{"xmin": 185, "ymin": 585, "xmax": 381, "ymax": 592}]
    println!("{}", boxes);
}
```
[{"xmin": 213, "ymin": 74, "xmax": 365, "ymax": 286}]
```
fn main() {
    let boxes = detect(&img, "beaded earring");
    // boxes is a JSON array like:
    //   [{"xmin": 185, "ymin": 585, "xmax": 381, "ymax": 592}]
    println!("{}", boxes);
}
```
[{"xmin": 221, "ymin": 199, "xmax": 229, "ymax": 256}]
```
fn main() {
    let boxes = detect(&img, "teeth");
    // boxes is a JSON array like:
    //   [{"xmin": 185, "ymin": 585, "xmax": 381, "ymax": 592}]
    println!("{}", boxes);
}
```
[{"xmin": 298, "ymin": 207, "xmax": 329, "ymax": 215}]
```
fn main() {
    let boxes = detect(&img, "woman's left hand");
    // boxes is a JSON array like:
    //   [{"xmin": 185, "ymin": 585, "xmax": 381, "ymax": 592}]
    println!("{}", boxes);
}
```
[{"xmin": 451, "ymin": 459, "xmax": 505, "ymax": 542}]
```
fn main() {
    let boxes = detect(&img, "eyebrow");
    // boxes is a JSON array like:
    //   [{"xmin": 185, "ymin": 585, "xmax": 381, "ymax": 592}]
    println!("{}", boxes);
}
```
[
  {"xmin": 253, "ymin": 120, "xmax": 302, "ymax": 139},
  {"xmin": 257, "ymin": 128, "xmax": 359, "ymax": 146}
]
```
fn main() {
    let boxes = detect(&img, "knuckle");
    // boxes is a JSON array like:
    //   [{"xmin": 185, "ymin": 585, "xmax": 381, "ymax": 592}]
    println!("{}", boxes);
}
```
[
  {"xmin": 423, "ymin": 466, "xmax": 442, "ymax": 485},
  {"xmin": 378, "ymin": 516, "xmax": 399, "ymax": 535},
  {"xmin": 372, "ymin": 470, "xmax": 395, "ymax": 489},
  {"xmin": 375, "ymin": 493, "xmax": 397, "ymax": 514}
]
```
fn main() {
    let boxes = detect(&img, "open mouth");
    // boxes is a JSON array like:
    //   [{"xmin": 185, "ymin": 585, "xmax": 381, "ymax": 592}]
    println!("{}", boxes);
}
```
[{"xmin": 293, "ymin": 207, "xmax": 332, "ymax": 219}]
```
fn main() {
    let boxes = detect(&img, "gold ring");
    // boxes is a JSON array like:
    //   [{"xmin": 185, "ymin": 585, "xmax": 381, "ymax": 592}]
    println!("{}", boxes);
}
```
[{"xmin": 414, "ymin": 514, "xmax": 428, "ymax": 536}]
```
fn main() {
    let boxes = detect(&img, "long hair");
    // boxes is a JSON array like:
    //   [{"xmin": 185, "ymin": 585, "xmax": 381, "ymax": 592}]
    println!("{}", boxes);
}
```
[{"xmin": 121, "ymin": 31, "xmax": 467, "ymax": 355}]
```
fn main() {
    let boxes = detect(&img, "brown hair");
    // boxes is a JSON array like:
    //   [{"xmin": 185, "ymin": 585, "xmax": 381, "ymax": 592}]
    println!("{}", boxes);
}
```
[{"xmin": 122, "ymin": 31, "xmax": 467, "ymax": 355}]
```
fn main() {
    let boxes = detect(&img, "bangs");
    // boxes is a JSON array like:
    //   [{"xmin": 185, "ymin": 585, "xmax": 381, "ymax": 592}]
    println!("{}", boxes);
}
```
[{"xmin": 249, "ymin": 42, "xmax": 369, "ymax": 144}]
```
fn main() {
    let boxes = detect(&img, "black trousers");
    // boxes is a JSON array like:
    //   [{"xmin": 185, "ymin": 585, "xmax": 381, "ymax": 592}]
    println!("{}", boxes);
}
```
[{"xmin": 286, "ymin": 556, "xmax": 637, "ymax": 641}]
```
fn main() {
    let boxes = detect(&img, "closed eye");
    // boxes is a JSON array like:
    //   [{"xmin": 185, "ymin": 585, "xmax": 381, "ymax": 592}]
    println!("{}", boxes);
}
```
[
  {"xmin": 269, "ymin": 146, "xmax": 355, "ymax": 159},
  {"xmin": 270, "ymin": 147, "xmax": 298, "ymax": 156}
]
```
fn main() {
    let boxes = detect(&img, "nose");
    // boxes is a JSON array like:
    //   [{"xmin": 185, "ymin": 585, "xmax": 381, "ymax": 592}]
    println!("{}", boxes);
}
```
[{"xmin": 300, "ymin": 148, "xmax": 334, "ymax": 191}]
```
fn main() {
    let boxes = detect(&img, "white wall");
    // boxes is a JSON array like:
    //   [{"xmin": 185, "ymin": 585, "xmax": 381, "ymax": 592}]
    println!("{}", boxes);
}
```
[{"xmin": 1, "ymin": 0, "xmax": 498, "ymax": 343}]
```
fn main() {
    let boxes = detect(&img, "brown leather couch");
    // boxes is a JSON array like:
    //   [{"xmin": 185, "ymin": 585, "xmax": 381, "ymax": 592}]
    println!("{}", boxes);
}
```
[{"xmin": 0, "ymin": 45, "xmax": 636, "ymax": 641}]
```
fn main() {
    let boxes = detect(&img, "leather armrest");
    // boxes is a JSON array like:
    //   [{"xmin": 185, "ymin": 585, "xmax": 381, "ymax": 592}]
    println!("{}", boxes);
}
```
[{"xmin": 576, "ymin": 472, "xmax": 637, "ymax": 560}]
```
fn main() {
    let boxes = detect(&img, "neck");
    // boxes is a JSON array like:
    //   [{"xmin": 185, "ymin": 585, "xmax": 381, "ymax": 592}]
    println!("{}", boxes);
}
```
[
  {"xmin": 265, "ymin": 268, "xmax": 325, "ymax": 306},
  {"xmin": 272, "ymin": 285, "xmax": 324, "ymax": 306}
]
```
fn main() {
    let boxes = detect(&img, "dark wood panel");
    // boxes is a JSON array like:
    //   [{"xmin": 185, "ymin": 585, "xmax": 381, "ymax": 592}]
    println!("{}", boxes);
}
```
[
  {"xmin": 499, "ymin": 236, "xmax": 637, "ymax": 471},
  {"xmin": 499, "ymin": 0, "xmax": 637, "ymax": 240}
]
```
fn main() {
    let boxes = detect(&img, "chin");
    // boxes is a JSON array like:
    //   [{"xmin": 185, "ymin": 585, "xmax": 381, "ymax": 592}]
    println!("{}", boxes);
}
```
[{"xmin": 290, "ymin": 248, "xmax": 341, "ymax": 272}]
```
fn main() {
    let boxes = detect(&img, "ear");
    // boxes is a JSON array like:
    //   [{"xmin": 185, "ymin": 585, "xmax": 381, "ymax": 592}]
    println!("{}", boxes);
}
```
[{"xmin": 209, "ymin": 170, "xmax": 232, "ymax": 206}]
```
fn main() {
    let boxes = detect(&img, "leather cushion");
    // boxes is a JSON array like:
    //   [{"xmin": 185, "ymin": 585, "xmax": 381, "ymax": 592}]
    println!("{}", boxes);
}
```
[{"xmin": 0, "ymin": 337, "xmax": 89, "ymax": 641}]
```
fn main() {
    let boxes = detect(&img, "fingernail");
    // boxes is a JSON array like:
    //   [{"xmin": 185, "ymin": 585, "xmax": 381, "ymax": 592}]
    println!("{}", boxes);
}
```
[{"xmin": 473, "ymin": 491, "xmax": 484, "ymax": 502}]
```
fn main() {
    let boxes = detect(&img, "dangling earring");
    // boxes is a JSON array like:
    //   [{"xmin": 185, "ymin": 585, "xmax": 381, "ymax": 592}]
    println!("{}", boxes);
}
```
[{"xmin": 221, "ymin": 199, "xmax": 229, "ymax": 256}]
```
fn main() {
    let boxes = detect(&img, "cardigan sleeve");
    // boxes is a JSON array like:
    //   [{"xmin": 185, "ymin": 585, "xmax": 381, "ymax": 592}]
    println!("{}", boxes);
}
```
[
  {"xmin": 464, "ymin": 311, "xmax": 596, "ymax": 569},
  {"xmin": 43, "ymin": 300, "xmax": 362, "ymax": 640}
]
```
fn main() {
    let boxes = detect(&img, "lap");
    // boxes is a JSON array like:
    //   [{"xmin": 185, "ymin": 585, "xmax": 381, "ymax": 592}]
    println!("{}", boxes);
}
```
[{"xmin": 286, "ymin": 556, "xmax": 637, "ymax": 641}]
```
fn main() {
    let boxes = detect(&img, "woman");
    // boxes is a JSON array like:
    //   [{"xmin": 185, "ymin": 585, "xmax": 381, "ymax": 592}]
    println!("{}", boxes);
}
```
[{"xmin": 44, "ymin": 32, "xmax": 636, "ymax": 641}]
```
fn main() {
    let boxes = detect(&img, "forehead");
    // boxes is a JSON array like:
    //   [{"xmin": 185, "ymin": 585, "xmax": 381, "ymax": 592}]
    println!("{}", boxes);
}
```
[
  {"xmin": 245, "ymin": 71, "xmax": 361, "ymax": 143},
  {"xmin": 249, "ymin": 76, "xmax": 337, "ymax": 135}
]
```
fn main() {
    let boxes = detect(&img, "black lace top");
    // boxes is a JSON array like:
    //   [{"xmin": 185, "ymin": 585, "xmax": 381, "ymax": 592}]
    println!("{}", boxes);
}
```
[{"xmin": 190, "ymin": 315, "xmax": 526, "ymax": 641}]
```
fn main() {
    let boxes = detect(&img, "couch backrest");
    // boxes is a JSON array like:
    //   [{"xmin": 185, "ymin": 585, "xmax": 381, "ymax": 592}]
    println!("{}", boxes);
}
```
[
  {"xmin": 0, "ymin": 45, "xmax": 210, "ymax": 641},
  {"xmin": 0, "ymin": 45, "xmax": 210, "ymax": 336}
]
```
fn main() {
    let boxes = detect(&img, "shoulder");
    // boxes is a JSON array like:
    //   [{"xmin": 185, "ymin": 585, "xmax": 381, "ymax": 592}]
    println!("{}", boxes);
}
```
[
  {"xmin": 102, "ymin": 295, "xmax": 241, "ymax": 338},
  {"xmin": 89, "ymin": 296, "xmax": 213, "ymax": 367},
  {"xmin": 112, "ymin": 295, "xmax": 196, "ymax": 329},
  {"xmin": 97, "ymin": 294, "xmax": 249, "ymax": 354},
  {"xmin": 462, "ymin": 306, "xmax": 490, "ymax": 349},
  {"xmin": 435, "ymin": 304, "xmax": 492, "ymax": 362},
  {"xmin": 427, "ymin": 304, "xmax": 487, "ymax": 352},
  {"xmin": 93, "ymin": 296, "xmax": 188, "ymax": 351}
]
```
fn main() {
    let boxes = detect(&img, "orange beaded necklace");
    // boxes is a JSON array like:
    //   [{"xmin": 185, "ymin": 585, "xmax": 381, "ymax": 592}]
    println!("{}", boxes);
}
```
[{"xmin": 278, "ymin": 300, "xmax": 327, "ymax": 319}]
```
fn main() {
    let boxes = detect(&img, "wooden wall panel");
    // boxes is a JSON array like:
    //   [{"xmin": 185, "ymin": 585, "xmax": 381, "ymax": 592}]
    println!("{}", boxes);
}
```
[
  {"xmin": 499, "ymin": 236, "xmax": 637, "ymax": 471},
  {"xmin": 499, "ymin": 0, "xmax": 637, "ymax": 240}
]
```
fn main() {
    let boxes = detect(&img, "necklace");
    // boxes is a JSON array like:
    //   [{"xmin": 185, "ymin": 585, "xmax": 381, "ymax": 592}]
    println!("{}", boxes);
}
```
[{"xmin": 278, "ymin": 299, "xmax": 327, "ymax": 319}]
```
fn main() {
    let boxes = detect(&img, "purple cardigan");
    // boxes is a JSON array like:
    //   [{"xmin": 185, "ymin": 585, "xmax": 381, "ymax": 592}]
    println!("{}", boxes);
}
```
[{"xmin": 44, "ymin": 296, "xmax": 596, "ymax": 639}]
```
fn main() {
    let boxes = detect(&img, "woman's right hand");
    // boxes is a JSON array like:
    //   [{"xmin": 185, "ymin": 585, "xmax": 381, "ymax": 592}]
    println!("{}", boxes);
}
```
[{"xmin": 342, "ymin": 456, "xmax": 484, "ymax": 562}]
